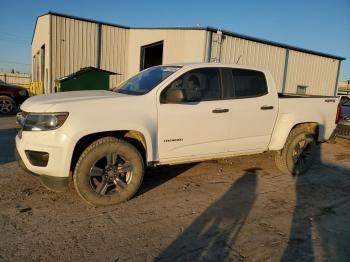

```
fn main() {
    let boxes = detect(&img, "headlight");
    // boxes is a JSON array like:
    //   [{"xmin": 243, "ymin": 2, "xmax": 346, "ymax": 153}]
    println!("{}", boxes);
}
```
[
  {"xmin": 18, "ymin": 90, "xmax": 28, "ymax": 96},
  {"xmin": 17, "ymin": 112, "xmax": 69, "ymax": 131}
]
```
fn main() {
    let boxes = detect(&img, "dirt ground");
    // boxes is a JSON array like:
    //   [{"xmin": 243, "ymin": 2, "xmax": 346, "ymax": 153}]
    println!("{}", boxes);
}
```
[{"xmin": 1, "ymin": 115, "xmax": 350, "ymax": 262}]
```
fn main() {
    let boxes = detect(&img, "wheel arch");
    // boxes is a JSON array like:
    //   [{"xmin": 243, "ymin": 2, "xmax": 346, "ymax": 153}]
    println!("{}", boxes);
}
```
[
  {"xmin": 269, "ymin": 122, "xmax": 320, "ymax": 151},
  {"xmin": 0, "ymin": 93, "xmax": 16, "ymax": 101},
  {"xmin": 70, "ymin": 130, "xmax": 148, "ymax": 174},
  {"xmin": 0, "ymin": 94, "xmax": 17, "ymax": 104}
]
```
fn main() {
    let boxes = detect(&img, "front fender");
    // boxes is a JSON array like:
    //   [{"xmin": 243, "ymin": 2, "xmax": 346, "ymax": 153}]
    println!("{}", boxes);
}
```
[
  {"xmin": 55, "ymin": 96, "xmax": 158, "ymax": 165},
  {"xmin": 67, "ymin": 125, "xmax": 156, "ymax": 163}
]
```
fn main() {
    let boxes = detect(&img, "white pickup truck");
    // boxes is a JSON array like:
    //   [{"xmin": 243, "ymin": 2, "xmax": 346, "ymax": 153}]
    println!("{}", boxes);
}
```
[{"xmin": 16, "ymin": 63, "xmax": 341, "ymax": 206}]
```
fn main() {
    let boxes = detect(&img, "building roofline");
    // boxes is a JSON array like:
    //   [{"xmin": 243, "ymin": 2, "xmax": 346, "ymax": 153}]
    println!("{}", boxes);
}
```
[
  {"xmin": 205, "ymin": 27, "xmax": 345, "ymax": 61},
  {"xmin": 31, "ymin": 11, "xmax": 130, "ymax": 44},
  {"xmin": 46, "ymin": 11, "xmax": 131, "ymax": 29},
  {"xmin": 32, "ymin": 11, "xmax": 346, "ymax": 61}
]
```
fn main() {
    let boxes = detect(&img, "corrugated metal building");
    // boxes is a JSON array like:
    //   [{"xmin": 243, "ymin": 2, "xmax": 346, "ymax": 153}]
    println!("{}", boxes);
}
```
[{"xmin": 32, "ymin": 12, "xmax": 345, "ymax": 95}]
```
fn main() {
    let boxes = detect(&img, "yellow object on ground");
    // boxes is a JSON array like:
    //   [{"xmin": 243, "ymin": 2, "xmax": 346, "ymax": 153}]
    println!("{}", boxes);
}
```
[{"xmin": 21, "ymin": 82, "xmax": 44, "ymax": 95}]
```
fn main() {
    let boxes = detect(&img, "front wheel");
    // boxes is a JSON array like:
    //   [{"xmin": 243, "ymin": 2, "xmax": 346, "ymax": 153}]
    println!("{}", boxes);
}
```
[
  {"xmin": 275, "ymin": 126, "xmax": 318, "ymax": 175},
  {"xmin": 73, "ymin": 137, "xmax": 144, "ymax": 206}
]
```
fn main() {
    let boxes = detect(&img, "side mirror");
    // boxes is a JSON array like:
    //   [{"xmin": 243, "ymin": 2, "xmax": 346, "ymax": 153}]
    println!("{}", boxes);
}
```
[{"xmin": 164, "ymin": 89, "xmax": 184, "ymax": 103}]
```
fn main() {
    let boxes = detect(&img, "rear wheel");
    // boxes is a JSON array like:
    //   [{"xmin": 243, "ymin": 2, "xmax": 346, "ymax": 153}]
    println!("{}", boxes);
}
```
[
  {"xmin": 275, "ymin": 126, "xmax": 318, "ymax": 175},
  {"xmin": 0, "ymin": 96, "xmax": 16, "ymax": 114},
  {"xmin": 73, "ymin": 137, "xmax": 144, "ymax": 206}
]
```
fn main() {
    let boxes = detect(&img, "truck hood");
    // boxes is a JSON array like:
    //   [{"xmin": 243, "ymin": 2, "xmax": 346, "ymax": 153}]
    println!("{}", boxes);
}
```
[{"xmin": 21, "ymin": 90, "xmax": 128, "ymax": 112}]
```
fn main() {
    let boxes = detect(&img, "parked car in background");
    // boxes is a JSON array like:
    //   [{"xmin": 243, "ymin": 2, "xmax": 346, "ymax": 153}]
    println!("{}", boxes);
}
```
[
  {"xmin": 336, "ymin": 98, "xmax": 350, "ymax": 139},
  {"xmin": 0, "ymin": 80, "xmax": 30, "ymax": 114},
  {"xmin": 340, "ymin": 95, "xmax": 349, "ymax": 105}
]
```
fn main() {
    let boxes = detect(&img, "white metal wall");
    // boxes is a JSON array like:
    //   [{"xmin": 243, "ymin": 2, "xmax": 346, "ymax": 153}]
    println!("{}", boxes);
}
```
[
  {"xmin": 51, "ymin": 15, "xmax": 98, "ymax": 91},
  {"xmin": 211, "ymin": 32, "xmax": 340, "ymax": 95},
  {"xmin": 211, "ymin": 32, "xmax": 286, "ymax": 91},
  {"xmin": 33, "ymin": 13, "xmax": 341, "ymax": 95},
  {"xmin": 32, "ymin": 53, "xmax": 40, "ymax": 82},
  {"xmin": 32, "ymin": 15, "xmax": 51, "ymax": 93},
  {"xmin": 285, "ymin": 50, "xmax": 339, "ymax": 96},
  {"xmin": 128, "ymin": 29, "xmax": 207, "ymax": 77},
  {"xmin": 100, "ymin": 25, "xmax": 129, "ymax": 88}
]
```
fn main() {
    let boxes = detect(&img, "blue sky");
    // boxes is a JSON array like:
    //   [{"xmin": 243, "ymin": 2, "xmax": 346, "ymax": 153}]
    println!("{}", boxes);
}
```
[{"xmin": 0, "ymin": 0, "xmax": 349, "ymax": 80}]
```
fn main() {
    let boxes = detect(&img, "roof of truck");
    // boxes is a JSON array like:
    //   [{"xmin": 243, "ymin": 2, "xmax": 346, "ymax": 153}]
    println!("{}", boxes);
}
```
[{"xmin": 160, "ymin": 62, "xmax": 269, "ymax": 70}]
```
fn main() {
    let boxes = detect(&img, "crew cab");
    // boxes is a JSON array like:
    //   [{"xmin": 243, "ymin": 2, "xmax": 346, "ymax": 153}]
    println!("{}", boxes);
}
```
[{"xmin": 16, "ymin": 63, "xmax": 340, "ymax": 206}]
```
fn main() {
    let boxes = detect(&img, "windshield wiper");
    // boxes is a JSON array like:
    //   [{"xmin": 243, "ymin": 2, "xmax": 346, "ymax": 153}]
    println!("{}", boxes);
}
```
[{"xmin": 115, "ymin": 89, "xmax": 144, "ymax": 96}]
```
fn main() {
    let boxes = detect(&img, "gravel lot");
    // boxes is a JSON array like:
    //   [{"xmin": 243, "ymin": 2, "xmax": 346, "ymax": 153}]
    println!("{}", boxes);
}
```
[{"xmin": 1, "ymin": 115, "xmax": 350, "ymax": 261}]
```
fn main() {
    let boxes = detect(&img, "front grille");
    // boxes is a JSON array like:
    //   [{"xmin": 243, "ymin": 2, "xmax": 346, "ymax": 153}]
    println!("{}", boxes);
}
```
[{"xmin": 336, "ymin": 124, "xmax": 350, "ymax": 138}]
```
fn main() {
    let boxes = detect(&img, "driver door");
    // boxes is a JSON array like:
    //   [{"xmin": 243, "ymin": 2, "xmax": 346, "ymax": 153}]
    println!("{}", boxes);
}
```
[{"xmin": 157, "ymin": 68, "xmax": 230, "ymax": 161}]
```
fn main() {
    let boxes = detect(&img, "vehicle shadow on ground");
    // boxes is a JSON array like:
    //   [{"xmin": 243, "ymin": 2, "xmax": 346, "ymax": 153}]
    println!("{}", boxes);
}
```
[
  {"xmin": 282, "ymin": 141, "xmax": 350, "ymax": 261},
  {"xmin": 156, "ymin": 141, "xmax": 350, "ymax": 261},
  {"xmin": 136, "ymin": 164, "xmax": 197, "ymax": 197},
  {"xmin": 0, "ymin": 128, "xmax": 18, "ymax": 164},
  {"xmin": 157, "ymin": 168, "xmax": 258, "ymax": 261}
]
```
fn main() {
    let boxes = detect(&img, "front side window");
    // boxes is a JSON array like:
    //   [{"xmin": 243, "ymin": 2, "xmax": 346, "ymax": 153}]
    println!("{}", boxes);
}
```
[
  {"xmin": 115, "ymin": 66, "xmax": 181, "ymax": 95},
  {"xmin": 161, "ymin": 68, "xmax": 221, "ymax": 103},
  {"xmin": 224, "ymin": 69, "xmax": 268, "ymax": 98}
]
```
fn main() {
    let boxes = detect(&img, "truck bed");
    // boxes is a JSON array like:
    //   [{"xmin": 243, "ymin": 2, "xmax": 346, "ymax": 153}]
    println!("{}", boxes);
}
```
[{"xmin": 270, "ymin": 95, "xmax": 339, "ymax": 147}]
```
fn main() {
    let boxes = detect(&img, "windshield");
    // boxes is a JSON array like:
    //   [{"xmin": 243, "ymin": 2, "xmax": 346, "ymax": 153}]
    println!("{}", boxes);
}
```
[{"xmin": 115, "ymin": 66, "xmax": 181, "ymax": 95}]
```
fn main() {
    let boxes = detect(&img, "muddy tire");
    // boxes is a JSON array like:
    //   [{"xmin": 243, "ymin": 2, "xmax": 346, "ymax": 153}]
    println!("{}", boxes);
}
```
[
  {"xmin": 0, "ymin": 96, "xmax": 16, "ymax": 115},
  {"xmin": 73, "ymin": 137, "xmax": 144, "ymax": 206},
  {"xmin": 275, "ymin": 125, "xmax": 318, "ymax": 175}
]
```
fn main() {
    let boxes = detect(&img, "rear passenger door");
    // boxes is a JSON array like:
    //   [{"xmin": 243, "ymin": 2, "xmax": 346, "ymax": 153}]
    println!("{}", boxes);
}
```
[{"xmin": 222, "ymin": 68, "xmax": 278, "ymax": 152}]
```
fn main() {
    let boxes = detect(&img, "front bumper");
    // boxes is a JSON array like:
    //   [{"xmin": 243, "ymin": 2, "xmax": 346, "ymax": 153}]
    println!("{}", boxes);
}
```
[
  {"xmin": 16, "ymin": 149, "xmax": 69, "ymax": 192},
  {"xmin": 15, "ymin": 129, "xmax": 74, "ymax": 191}
]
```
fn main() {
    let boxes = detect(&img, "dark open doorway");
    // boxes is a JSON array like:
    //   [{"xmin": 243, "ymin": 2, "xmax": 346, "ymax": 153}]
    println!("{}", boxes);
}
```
[{"xmin": 140, "ymin": 41, "xmax": 163, "ymax": 71}]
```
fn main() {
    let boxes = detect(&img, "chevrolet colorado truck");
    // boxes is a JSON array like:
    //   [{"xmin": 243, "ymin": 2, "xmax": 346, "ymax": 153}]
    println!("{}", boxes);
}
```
[{"xmin": 15, "ymin": 63, "xmax": 341, "ymax": 206}]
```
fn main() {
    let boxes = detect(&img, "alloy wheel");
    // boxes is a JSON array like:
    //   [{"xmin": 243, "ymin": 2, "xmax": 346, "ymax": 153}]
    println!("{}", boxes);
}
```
[
  {"xmin": 0, "ymin": 99, "xmax": 13, "ymax": 113},
  {"xmin": 292, "ymin": 137, "xmax": 314, "ymax": 175},
  {"xmin": 88, "ymin": 152, "xmax": 133, "ymax": 195}
]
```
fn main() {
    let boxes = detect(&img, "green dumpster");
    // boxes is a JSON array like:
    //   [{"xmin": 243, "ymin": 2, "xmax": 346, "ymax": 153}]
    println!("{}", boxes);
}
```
[{"xmin": 55, "ymin": 67, "xmax": 117, "ymax": 92}]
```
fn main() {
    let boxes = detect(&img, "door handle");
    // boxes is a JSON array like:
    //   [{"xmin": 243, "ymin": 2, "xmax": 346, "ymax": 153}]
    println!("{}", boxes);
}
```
[
  {"xmin": 212, "ymin": 108, "xmax": 229, "ymax": 113},
  {"xmin": 260, "ymin": 105, "xmax": 274, "ymax": 110}
]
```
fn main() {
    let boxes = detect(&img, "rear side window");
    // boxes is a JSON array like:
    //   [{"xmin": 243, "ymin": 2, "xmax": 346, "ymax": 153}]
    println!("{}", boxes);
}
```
[{"xmin": 225, "ymin": 69, "xmax": 268, "ymax": 98}]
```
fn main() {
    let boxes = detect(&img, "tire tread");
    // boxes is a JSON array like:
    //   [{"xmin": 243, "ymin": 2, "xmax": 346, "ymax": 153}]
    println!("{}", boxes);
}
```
[
  {"xmin": 73, "ymin": 136, "xmax": 144, "ymax": 206},
  {"xmin": 275, "ymin": 125, "xmax": 316, "ymax": 175}
]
